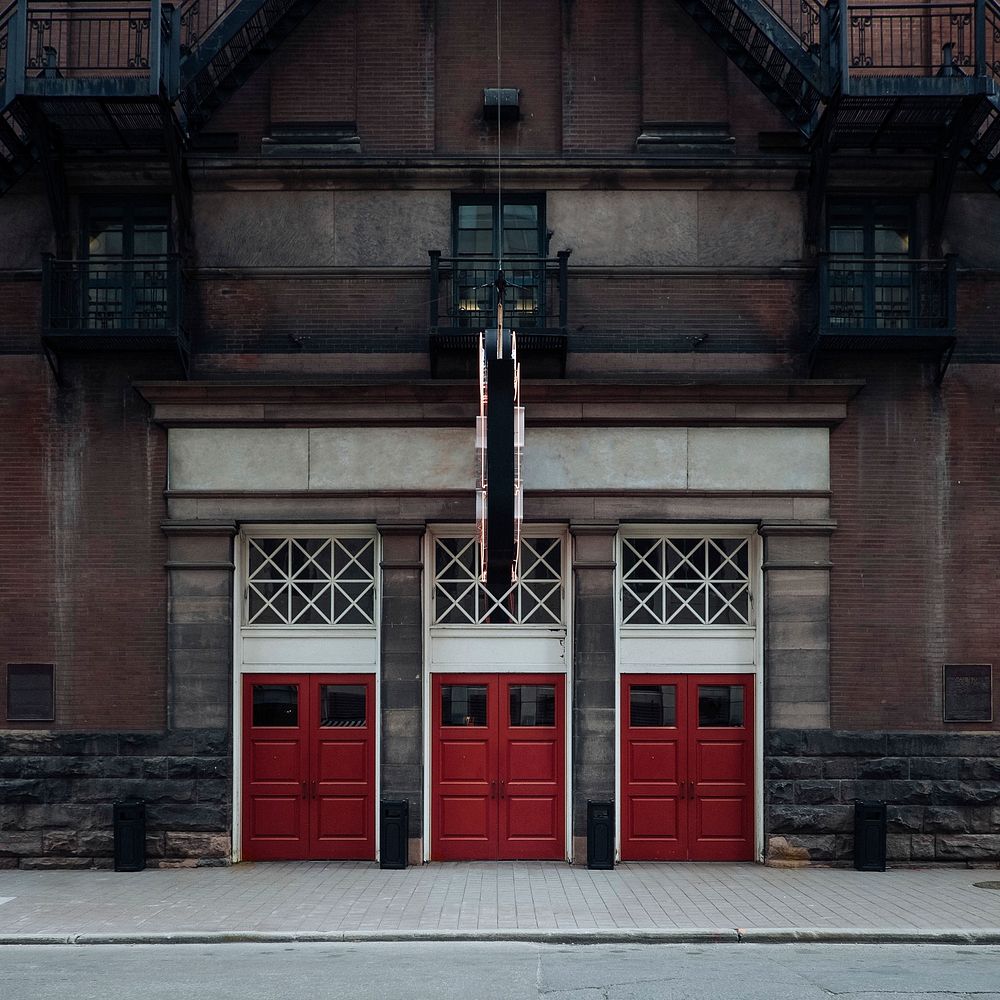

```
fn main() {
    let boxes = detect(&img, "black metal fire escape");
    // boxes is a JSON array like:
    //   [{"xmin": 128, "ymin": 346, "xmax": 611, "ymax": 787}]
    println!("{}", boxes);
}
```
[
  {"xmin": 0, "ymin": 0, "xmax": 323, "ymax": 378},
  {"xmin": 676, "ymin": 0, "xmax": 1000, "ymax": 379}
]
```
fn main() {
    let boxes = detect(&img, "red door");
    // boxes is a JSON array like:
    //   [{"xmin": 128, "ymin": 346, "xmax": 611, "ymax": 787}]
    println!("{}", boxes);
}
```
[
  {"xmin": 432, "ymin": 674, "xmax": 565, "ymax": 860},
  {"xmin": 621, "ymin": 674, "xmax": 754, "ymax": 861},
  {"xmin": 242, "ymin": 674, "xmax": 375, "ymax": 861}
]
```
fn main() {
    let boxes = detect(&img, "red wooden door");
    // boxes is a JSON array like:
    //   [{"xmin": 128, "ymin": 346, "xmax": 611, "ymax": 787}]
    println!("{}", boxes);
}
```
[
  {"xmin": 242, "ymin": 674, "xmax": 310, "ymax": 861},
  {"xmin": 310, "ymin": 675, "xmax": 376, "ymax": 860},
  {"xmin": 242, "ymin": 673, "xmax": 375, "ymax": 862},
  {"xmin": 621, "ymin": 674, "xmax": 754, "ymax": 862},
  {"xmin": 621, "ymin": 675, "xmax": 686, "ymax": 861},
  {"xmin": 432, "ymin": 675, "xmax": 498, "ymax": 860},
  {"xmin": 499, "ymin": 675, "xmax": 565, "ymax": 860},
  {"xmin": 432, "ymin": 674, "xmax": 566, "ymax": 860}
]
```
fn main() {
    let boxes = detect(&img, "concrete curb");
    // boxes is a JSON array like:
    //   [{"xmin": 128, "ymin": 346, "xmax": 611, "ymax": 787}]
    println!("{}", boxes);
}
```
[{"xmin": 1, "ymin": 928, "xmax": 999, "ymax": 946}]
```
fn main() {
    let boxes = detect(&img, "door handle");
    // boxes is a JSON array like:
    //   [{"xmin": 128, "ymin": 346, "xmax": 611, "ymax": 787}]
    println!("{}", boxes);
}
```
[
  {"xmin": 311, "ymin": 780, "xmax": 317, "ymax": 800},
  {"xmin": 499, "ymin": 780, "xmax": 505, "ymax": 799},
  {"xmin": 688, "ymin": 779, "xmax": 695, "ymax": 800},
  {"xmin": 301, "ymin": 780, "xmax": 307, "ymax": 799},
  {"xmin": 490, "ymin": 780, "xmax": 496, "ymax": 800}
]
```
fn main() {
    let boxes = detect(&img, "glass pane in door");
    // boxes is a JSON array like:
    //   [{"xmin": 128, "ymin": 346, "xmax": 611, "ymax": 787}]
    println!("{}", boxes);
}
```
[
  {"xmin": 319, "ymin": 685, "xmax": 366, "ymax": 727},
  {"xmin": 441, "ymin": 685, "xmax": 488, "ymax": 726},
  {"xmin": 629, "ymin": 685, "xmax": 677, "ymax": 727},
  {"xmin": 509, "ymin": 685, "xmax": 555, "ymax": 726},
  {"xmin": 252, "ymin": 684, "xmax": 298, "ymax": 726},
  {"xmin": 698, "ymin": 685, "xmax": 745, "ymax": 727}
]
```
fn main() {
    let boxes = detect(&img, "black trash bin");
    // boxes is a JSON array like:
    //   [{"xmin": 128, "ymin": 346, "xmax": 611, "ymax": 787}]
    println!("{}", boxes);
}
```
[
  {"xmin": 380, "ymin": 799, "xmax": 409, "ymax": 869},
  {"xmin": 113, "ymin": 799, "xmax": 146, "ymax": 872},
  {"xmin": 587, "ymin": 800, "xmax": 614, "ymax": 870},
  {"xmin": 854, "ymin": 799, "xmax": 887, "ymax": 871}
]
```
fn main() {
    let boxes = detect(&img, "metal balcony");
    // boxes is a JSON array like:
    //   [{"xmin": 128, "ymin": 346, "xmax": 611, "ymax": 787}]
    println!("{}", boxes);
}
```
[
  {"xmin": 428, "ymin": 251, "xmax": 570, "ymax": 378},
  {"xmin": 815, "ymin": 253, "xmax": 957, "ymax": 376},
  {"xmin": 41, "ymin": 253, "xmax": 189, "ymax": 366}
]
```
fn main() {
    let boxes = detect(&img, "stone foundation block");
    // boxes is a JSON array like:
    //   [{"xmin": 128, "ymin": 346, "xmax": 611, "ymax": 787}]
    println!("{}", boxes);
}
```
[{"xmin": 165, "ymin": 832, "xmax": 232, "ymax": 858}]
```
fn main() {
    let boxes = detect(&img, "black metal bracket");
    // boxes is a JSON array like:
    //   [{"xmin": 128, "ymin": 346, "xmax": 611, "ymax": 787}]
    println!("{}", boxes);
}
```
[
  {"xmin": 164, "ymin": 114, "xmax": 192, "ymax": 252},
  {"xmin": 935, "ymin": 339, "xmax": 957, "ymax": 386},
  {"xmin": 929, "ymin": 96, "xmax": 983, "ymax": 256},
  {"xmin": 29, "ymin": 106, "xmax": 70, "ymax": 255},
  {"xmin": 805, "ymin": 96, "xmax": 838, "ymax": 248},
  {"xmin": 41, "ymin": 340, "xmax": 65, "ymax": 387}
]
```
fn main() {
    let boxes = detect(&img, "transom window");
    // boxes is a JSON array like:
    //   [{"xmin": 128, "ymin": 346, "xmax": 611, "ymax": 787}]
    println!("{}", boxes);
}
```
[
  {"xmin": 433, "ymin": 535, "xmax": 563, "ymax": 625},
  {"xmin": 621, "ymin": 536, "xmax": 752, "ymax": 627},
  {"xmin": 245, "ymin": 535, "xmax": 376, "ymax": 627}
]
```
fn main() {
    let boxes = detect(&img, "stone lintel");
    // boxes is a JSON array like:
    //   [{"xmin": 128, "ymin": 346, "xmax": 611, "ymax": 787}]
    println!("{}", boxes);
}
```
[
  {"xmin": 161, "ymin": 519, "xmax": 239, "ymax": 536},
  {"xmin": 759, "ymin": 520, "xmax": 837, "ymax": 536}
]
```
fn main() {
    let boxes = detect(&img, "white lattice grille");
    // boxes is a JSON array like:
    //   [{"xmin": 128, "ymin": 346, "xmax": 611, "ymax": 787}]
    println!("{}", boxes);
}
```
[
  {"xmin": 621, "ymin": 536, "xmax": 751, "ymax": 626},
  {"xmin": 433, "ymin": 536, "xmax": 563, "ymax": 625},
  {"xmin": 246, "ymin": 536, "xmax": 376, "ymax": 626}
]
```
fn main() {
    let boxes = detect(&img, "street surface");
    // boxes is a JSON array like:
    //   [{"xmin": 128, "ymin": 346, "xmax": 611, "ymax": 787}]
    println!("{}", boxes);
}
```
[{"xmin": 3, "ymin": 942, "xmax": 1000, "ymax": 1000}]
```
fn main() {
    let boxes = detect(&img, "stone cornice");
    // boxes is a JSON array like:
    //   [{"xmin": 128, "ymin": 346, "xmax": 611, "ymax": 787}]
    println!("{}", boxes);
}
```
[{"xmin": 135, "ymin": 380, "xmax": 864, "ymax": 429}]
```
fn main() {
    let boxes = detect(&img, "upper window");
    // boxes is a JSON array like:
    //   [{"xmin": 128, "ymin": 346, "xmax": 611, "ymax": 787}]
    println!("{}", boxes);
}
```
[
  {"xmin": 826, "ymin": 200, "xmax": 915, "ymax": 331},
  {"xmin": 245, "ymin": 535, "xmax": 376, "ymax": 627},
  {"xmin": 621, "ymin": 536, "xmax": 752, "ymax": 627},
  {"xmin": 80, "ymin": 199, "xmax": 172, "ymax": 331},
  {"xmin": 452, "ymin": 195, "xmax": 546, "ymax": 330},
  {"xmin": 433, "ymin": 534, "xmax": 564, "ymax": 626}
]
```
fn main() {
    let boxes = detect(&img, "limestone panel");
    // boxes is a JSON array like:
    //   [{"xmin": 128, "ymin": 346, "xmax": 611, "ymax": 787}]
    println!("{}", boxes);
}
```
[
  {"xmin": 333, "ymin": 191, "xmax": 450, "ymax": 266},
  {"xmin": 309, "ymin": 428, "xmax": 470, "ymax": 490},
  {"xmin": 526, "ymin": 427, "xmax": 687, "ymax": 490},
  {"xmin": 697, "ymin": 192, "xmax": 803, "ymax": 266},
  {"xmin": 688, "ymin": 428, "xmax": 829, "ymax": 490},
  {"xmin": 547, "ymin": 191, "xmax": 698, "ymax": 266},
  {"xmin": 169, "ymin": 428, "xmax": 308, "ymax": 491},
  {"xmin": 193, "ymin": 192, "xmax": 338, "ymax": 267}
]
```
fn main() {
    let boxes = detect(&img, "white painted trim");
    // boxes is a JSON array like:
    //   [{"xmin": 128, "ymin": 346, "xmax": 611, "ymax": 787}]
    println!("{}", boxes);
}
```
[
  {"xmin": 421, "ymin": 523, "xmax": 574, "ymax": 863},
  {"xmin": 230, "ymin": 525, "xmax": 382, "ymax": 864},
  {"xmin": 613, "ymin": 523, "xmax": 763, "ymax": 864}
]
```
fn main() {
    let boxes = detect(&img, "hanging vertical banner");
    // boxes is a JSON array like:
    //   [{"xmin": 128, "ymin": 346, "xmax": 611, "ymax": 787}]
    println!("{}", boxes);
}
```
[{"xmin": 476, "ymin": 274, "xmax": 523, "ymax": 594}]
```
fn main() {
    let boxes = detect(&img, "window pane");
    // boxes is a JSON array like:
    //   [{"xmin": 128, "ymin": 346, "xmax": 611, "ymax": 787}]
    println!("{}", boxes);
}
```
[
  {"xmin": 133, "ymin": 223, "xmax": 169, "ymax": 256},
  {"xmin": 441, "ymin": 685, "xmax": 487, "ymax": 726},
  {"xmin": 509, "ymin": 685, "xmax": 555, "ymax": 726},
  {"xmin": 88, "ymin": 222, "xmax": 124, "ymax": 257},
  {"xmin": 458, "ymin": 204, "xmax": 493, "ymax": 230},
  {"xmin": 253, "ymin": 684, "xmax": 298, "ymax": 726},
  {"xmin": 698, "ymin": 685, "xmax": 744, "ymax": 727},
  {"xmin": 630, "ymin": 685, "xmax": 676, "ymax": 727},
  {"xmin": 320, "ymin": 685, "xmax": 366, "ymax": 727},
  {"xmin": 7, "ymin": 664, "xmax": 54, "ymax": 721}
]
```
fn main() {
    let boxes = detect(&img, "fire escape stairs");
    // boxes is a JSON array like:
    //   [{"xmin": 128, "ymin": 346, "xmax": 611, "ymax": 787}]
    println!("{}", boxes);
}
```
[
  {"xmin": 0, "ymin": 0, "xmax": 325, "ymax": 198},
  {"xmin": 674, "ymin": 0, "xmax": 829, "ymax": 136}
]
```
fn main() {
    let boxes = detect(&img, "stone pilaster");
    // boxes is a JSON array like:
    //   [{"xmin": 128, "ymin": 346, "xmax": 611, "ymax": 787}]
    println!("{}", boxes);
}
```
[
  {"xmin": 162, "ymin": 520, "xmax": 237, "ymax": 731},
  {"xmin": 569, "ymin": 523, "xmax": 618, "ymax": 864},
  {"xmin": 378, "ymin": 521, "xmax": 425, "ymax": 864}
]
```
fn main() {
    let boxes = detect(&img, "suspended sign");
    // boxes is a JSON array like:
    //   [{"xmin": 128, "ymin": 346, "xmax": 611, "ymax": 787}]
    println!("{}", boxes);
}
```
[{"xmin": 476, "ymin": 272, "xmax": 524, "ymax": 595}]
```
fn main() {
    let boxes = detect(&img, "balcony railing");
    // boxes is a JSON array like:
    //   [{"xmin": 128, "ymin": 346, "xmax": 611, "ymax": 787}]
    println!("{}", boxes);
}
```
[
  {"xmin": 42, "ymin": 253, "xmax": 185, "ymax": 342},
  {"xmin": 428, "ymin": 252, "xmax": 570, "ymax": 378},
  {"xmin": 2, "ymin": 0, "xmax": 179, "ymax": 103},
  {"xmin": 818, "ymin": 253, "xmax": 956, "ymax": 338}
]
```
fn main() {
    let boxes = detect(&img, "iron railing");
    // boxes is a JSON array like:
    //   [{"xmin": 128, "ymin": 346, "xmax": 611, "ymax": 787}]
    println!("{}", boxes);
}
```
[
  {"xmin": 42, "ymin": 253, "xmax": 184, "ymax": 337},
  {"xmin": 818, "ymin": 254, "xmax": 956, "ymax": 334},
  {"xmin": 2, "ymin": 0, "xmax": 178, "ymax": 102},
  {"xmin": 429, "ymin": 252, "xmax": 570, "ymax": 332},
  {"xmin": 0, "ymin": 2, "xmax": 15, "ymax": 91}
]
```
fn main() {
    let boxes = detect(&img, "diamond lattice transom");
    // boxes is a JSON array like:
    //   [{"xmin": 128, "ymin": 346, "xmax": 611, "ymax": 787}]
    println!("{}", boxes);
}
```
[
  {"xmin": 621, "ymin": 536, "xmax": 751, "ymax": 626},
  {"xmin": 433, "ymin": 536, "xmax": 563, "ymax": 625},
  {"xmin": 246, "ymin": 536, "xmax": 376, "ymax": 626}
]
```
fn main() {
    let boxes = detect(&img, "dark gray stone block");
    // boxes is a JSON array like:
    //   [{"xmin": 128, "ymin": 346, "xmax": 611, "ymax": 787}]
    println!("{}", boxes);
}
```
[
  {"xmin": 887, "ymin": 806, "xmax": 923, "ymax": 833},
  {"xmin": 794, "ymin": 780, "xmax": 840, "ymax": 804},
  {"xmin": 923, "ymin": 806, "xmax": 968, "ymax": 833},
  {"xmin": 858, "ymin": 757, "xmax": 909, "ymax": 780}
]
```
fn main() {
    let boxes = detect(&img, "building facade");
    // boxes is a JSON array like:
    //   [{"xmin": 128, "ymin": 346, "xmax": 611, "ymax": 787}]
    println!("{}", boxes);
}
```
[{"xmin": 1, "ymin": 0, "xmax": 999, "ymax": 869}]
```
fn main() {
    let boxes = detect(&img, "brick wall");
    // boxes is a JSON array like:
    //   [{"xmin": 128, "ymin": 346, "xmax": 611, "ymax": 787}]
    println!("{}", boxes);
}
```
[
  {"xmin": 0, "ymin": 355, "xmax": 170, "ymax": 731},
  {"xmin": 825, "ymin": 357, "xmax": 1000, "ymax": 732}
]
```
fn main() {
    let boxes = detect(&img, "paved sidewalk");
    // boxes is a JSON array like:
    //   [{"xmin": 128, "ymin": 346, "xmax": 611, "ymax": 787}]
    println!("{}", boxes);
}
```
[{"xmin": 1, "ymin": 862, "xmax": 1000, "ymax": 942}]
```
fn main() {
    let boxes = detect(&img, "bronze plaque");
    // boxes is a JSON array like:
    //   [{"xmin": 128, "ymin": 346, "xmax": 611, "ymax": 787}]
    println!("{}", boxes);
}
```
[{"xmin": 943, "ymin": 664, "xmax": 993, "ymax": 723}]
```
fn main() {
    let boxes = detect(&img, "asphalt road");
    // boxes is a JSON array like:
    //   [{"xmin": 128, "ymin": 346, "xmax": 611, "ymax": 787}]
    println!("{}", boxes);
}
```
[{"xmin": 3, "ymin": 941, "xmax": 1000, "ymax": 1000}]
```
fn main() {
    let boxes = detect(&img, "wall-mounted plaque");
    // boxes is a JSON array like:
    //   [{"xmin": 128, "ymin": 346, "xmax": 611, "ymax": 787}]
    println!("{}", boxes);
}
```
[{"xmin": 943, "ymin": 664, "xmax": 993, "ymax": 723}]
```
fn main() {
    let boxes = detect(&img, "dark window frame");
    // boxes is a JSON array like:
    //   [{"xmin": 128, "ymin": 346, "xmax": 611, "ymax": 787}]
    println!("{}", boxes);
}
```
[
  {"xmin": 450, "ymin": 192, "xmax": 547, "ymax": 260},
  {"xmin": 943, "ymin": 664, "xmax": 994, "ymax": 724},
  {"xmin": 6, "ymin": 663, "xmax": 55, "ymax": 722}
]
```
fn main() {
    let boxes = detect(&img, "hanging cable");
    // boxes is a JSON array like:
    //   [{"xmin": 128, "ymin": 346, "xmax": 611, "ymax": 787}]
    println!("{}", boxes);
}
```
[{"xmin": 496, "ymin": 0, "xmax": 503, "ymax": 272}]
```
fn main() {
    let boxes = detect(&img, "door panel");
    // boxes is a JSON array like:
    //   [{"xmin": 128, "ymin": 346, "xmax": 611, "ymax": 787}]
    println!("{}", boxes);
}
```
[
  {"xmin": 621, "ymin": 675, "xmax": 685, "ymax": 860},
  {"xmin": 242, "ymin": 673, "xmax": 375, "ymax": 862},
  {"xmin": 432, "ymin": 675, "xmax": 498, "ymax": 860},
  {"xmin": 499, "ymin": 675, "xmax": 564, "ymax": 859},
  {"xmin": 431, "ymin": 673, "xmax": 566, "ymax": 860},
  {"xmin": 242, "ymin": 675, "xmax": 309, "ymax": 861},
  {"xmin": 621, "ymin": 674, "xmax": 754, "ymax": 862},
  {"xmin": 310, "ymin": 676, "xmax": 375, "ymax": 859}
]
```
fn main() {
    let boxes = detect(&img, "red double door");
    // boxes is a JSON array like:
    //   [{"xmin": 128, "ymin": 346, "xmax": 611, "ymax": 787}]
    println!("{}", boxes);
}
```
[
  {"xmin": 242, "ymin": 674, "xmax": 375, "ymax": 861},
  {"xmin": 621, "ymin": 673, "xmax": 754, "ymax": 861},
  {"xmin": 432, "ymin": 673, "xmax": 565, "ymax": 860}
]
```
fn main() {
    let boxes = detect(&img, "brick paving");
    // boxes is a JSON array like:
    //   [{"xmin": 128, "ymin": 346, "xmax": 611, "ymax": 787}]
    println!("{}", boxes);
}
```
[{"xmin": 1, "ymin": 863, "xmax": 1000, "ymax": 936}]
